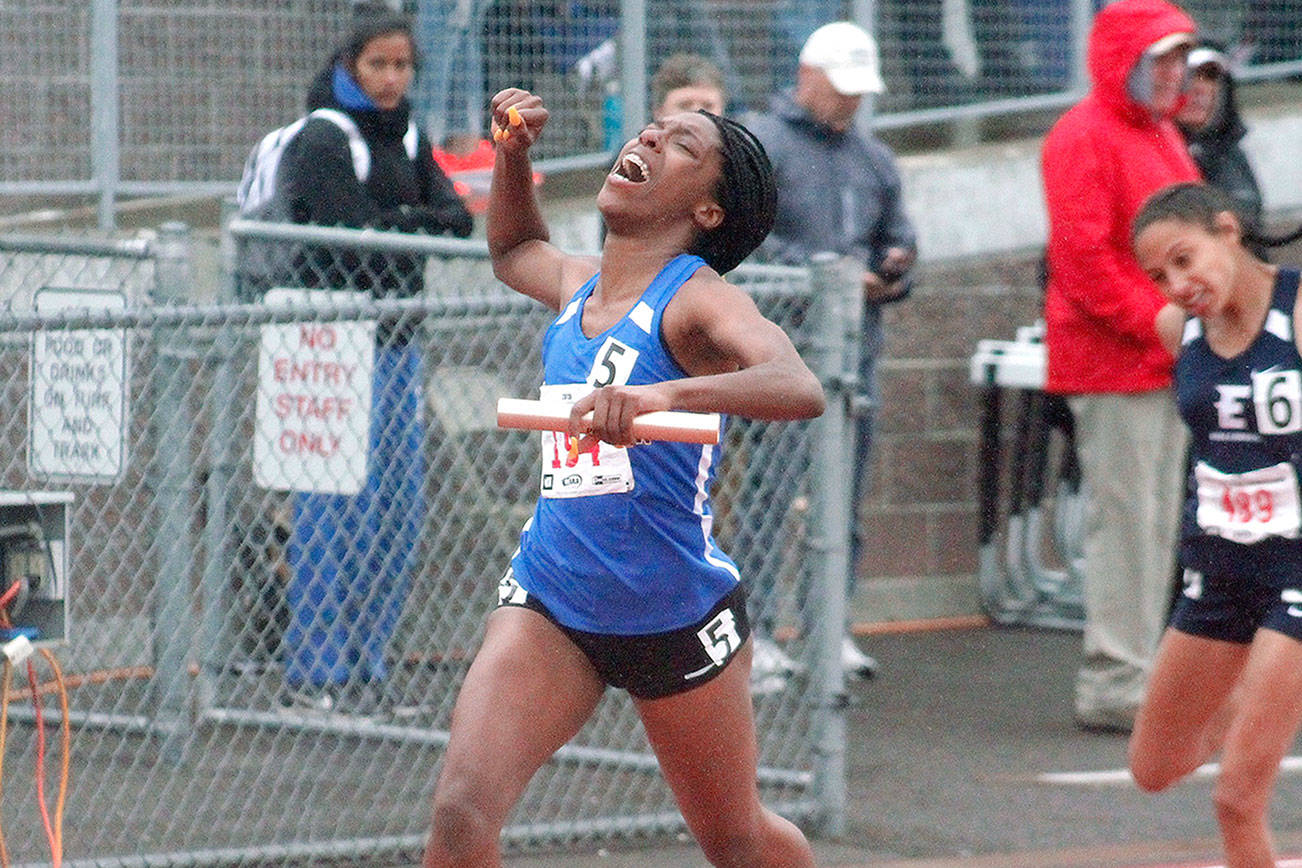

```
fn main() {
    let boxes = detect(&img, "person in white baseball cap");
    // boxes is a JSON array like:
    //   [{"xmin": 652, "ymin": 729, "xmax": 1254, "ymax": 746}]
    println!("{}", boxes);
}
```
[
  {"xmin": 798, "ymin": 21, "xmax": 885, "ymax": 97},
  {"xmin": 744, "ymin": 20, "xmax": 916, "ymax": 694}
]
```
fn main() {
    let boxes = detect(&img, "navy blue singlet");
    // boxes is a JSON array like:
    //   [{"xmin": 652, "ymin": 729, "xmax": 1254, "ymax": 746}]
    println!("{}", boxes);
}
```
[{"xmin": 1177, "ymin": 267, "xmax": 1302, "ymax": 573}]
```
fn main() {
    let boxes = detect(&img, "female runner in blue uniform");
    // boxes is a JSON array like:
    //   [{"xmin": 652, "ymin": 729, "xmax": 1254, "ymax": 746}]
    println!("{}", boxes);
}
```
[
  {"xmin": 1129, "ymin": 181, "xmax": 1302, "ymax": 868},
  {"xmin": 422, "ymin": 88, "xmax": 823, "ymax": 867}
]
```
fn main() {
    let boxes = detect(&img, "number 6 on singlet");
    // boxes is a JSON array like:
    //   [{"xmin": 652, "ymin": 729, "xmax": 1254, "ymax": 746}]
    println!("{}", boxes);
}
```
[{"xmin": 1253, "ymin": 368, "xmax": 1302, "ymax": 435}]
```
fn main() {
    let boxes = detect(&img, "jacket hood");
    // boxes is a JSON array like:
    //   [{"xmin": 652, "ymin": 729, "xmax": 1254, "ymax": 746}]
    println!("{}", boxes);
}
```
[
  {"xmin": 306, "ymin": 56, "xmax": 339, "ymax": 112},
  {"xmin": 1088, "ymin": 0, "xmax": 1196, "ymax": 121}
]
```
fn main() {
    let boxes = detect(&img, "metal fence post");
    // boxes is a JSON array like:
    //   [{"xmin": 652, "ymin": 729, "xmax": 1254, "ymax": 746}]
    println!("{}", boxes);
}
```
[
  {"xmin": 1070, "ymin": 0, "xmax": 1093, "ymax": 93},
  {"xmin": 218, "ymin": 198, "xmax": 241, "ymax": 304},
  {"xmin": 91, "ymin": 0, "xmax": 119, "ymax": 230},
  {"xmin": 618, "ymin": 0, "xmax": 648, "ymax": 144},
  {"xmin": 153, "ymin": 222, "xmax": 193, "ymax": 304},
  {"xmin": 196, "ymin": 207, "xmax": 243, "ymax": 712},
  {"xmin": 804, "ymin": 253, "xmax": 861, "ymax": 837},
  {"xmin": 149, "ymin": 221, "xmax": 199, "ymax": 762}
]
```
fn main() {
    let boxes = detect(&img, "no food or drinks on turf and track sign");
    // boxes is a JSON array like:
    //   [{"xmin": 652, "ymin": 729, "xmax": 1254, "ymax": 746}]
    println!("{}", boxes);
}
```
[{"xmin": 28, "ymin": 287, "xmax": 129, "ymax": 483}]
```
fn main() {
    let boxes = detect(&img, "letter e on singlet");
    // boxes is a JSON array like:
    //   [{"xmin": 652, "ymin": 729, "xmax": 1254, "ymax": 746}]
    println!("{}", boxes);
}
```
[{"xmin": 1214, "ymin": 384, "xmax": 1252, "ymax": 430}]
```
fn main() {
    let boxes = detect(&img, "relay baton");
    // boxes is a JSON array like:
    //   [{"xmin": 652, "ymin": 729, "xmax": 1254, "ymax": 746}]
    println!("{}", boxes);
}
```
[{"xmin": 496, "ymin": 398, "xmax": 721, "ymax": 444}]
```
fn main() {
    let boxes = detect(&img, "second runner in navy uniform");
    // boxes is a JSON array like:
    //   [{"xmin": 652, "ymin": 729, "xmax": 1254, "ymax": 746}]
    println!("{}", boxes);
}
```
[{"xmin": 1129, "ymin": 181, "xmax": 1302, "ymax": 868}]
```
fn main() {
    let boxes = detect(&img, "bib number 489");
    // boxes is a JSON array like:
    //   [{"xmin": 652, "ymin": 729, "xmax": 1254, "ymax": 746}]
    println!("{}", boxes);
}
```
[{"xmin": 1195, "ymin": 460, "xmax": 1302, "ymax": 544}]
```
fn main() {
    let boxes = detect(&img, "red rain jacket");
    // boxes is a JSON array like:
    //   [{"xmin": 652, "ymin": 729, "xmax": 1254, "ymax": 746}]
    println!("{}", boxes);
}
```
[{"xmin": 1041, "ymin": 0, "xmax": 1200, "ymax": 394}]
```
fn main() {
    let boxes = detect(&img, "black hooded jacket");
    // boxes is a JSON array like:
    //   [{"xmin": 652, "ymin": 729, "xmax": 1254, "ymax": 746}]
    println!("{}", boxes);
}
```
[
  {"xmin": 1179, "ymin": 69, "xmax": 1264, "ymax": 238},
  {"xmin": 279, "ymin": 60, "xmax": 474, "ymax": 301}
]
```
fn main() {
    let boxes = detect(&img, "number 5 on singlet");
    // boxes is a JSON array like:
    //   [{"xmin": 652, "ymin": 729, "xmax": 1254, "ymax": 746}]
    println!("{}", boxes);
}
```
[{"xmin": 589, "ymin": 337, "xmax": 638, "ymax": 388}]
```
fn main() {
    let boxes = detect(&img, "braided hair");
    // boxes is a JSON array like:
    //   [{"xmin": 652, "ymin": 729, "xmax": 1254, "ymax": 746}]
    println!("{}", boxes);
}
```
[{"xmin": 691, "ymin": 111, "xmax": 776, "ymax": 275}]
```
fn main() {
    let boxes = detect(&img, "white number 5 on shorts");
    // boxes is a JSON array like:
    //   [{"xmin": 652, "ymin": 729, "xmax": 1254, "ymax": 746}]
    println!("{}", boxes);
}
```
[{"xmin": 697, "ymin": 609, "xmax": 742, "ymax": 667}]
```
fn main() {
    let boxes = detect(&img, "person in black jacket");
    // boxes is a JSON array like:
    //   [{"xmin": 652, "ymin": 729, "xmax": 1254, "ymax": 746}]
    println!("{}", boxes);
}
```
[
  {"xmin": 1175, "ymin": 42, "xmax": 1265, "ymax": 258},
  {"xmin": 275, "ymin": 6, "xmax": 472, "ymax": 715},
  {"xmin": 282, "ymin": 6, "xmax": 473, "ymax": 297}
]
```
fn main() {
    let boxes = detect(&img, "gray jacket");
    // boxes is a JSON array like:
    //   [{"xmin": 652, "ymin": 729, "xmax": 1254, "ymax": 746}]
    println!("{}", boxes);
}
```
[{"xmin": 746, "ymin": 90, "xmax": 917, "ymax": 299}]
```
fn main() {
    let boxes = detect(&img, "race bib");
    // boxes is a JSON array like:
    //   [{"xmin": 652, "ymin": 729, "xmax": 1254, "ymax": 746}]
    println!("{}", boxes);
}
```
[
  {"xmin": 1194, "ymin": 460, "xmax": 1302, "ymax": 544},
  {"xmin": 537, "ymin": 383, "xmax": 635, "ymax": 499}
]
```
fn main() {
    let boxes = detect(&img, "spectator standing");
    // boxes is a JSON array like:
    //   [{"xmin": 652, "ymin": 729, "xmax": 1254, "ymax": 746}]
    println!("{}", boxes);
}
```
[
  {"xmin": 274, "ymin": 5, "xmax": 474, "ymax": 714},
  {"xmin": 483, "ymin": 1, "xmax": 738, "ymax": 116},
  {"xmin": 1176, "ymin": 42, "xmax": 1265, "ymax": 253},
  {"xmin": 412, "ymin": 0, "xmax": 489, "ymax": 145},
  {"xmin": 774, "ymin": 2, "xmax": 977, "ymax": 107},
  {"xmin": 747, "ymin": 21, "xmax": 917, "ymax": 689},
  {"xmin": 1040, "ymin": 0, "xmax": 1199, "ymax": 732},
  {"xmin": 770, "ymin": 0, "xmax": 842, "ymax": 87}
]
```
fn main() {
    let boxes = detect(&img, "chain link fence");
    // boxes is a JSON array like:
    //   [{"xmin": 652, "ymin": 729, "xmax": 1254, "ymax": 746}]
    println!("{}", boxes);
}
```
[
  {"xmin": 0, "ymin": 223, "xmax": 860, "ymax": 865},
  {"xmin": 4, "ymin": 1, "xmax": 1301, "ymax": 202}
]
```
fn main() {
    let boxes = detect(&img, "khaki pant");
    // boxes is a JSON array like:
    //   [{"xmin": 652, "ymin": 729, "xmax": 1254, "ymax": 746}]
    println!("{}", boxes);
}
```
[{"xmin": 1067, "ymin": 391, "xmax": 1187, "ymax": 721}]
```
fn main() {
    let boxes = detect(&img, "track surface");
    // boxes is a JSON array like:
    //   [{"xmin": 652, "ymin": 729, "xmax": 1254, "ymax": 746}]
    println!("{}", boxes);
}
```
[{"xmin": 488, "ymin": 625, "xmax": 1302, "ymax": 868}]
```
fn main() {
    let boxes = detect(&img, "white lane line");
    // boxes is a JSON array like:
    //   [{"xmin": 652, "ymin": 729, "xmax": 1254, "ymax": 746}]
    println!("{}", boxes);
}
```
[
  {"xmin": 1143, "ymin": 860, "xmax": 1302, "ymax": 868},
  {"xmin": 1038, "ymin": 755, "xmax": 1302, "ymax": 786}
]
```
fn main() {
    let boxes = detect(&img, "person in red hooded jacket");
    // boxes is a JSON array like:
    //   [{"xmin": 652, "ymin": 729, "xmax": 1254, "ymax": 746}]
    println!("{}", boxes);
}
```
[{"xmin": 1040, "ymin": 0, "xmax": 1200, "ymax": 733}]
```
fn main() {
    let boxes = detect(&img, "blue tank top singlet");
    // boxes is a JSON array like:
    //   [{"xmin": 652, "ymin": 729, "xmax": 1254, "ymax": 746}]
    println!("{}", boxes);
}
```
[
  {"xmin": 1177, "ymin": 267, "xmax": 1302, "ymax": 573},
  {"xmin": 509, "ymin": 254, "xmax": 739, "ymax": 635}
]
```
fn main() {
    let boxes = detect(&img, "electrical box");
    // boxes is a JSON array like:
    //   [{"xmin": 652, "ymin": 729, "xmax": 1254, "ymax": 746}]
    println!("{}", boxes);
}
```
[{"xmin": 0, "ymin": 491, "xmax": 72, "ymax": 648}]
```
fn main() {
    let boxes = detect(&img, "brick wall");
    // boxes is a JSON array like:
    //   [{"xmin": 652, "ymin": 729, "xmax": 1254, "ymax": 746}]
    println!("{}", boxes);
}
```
[{"xmin": 854, "ymin": 254, "xmax": 1043, "ymax": 622}]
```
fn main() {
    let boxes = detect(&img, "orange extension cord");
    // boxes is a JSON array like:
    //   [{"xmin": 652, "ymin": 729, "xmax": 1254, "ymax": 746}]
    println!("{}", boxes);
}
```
[{"xmin": 0, "ymin": 579, "xmax": 70, "ymax": 868}]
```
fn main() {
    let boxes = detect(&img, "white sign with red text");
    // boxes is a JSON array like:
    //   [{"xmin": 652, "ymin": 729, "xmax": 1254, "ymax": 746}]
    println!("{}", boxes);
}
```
[{"xmin": 254, "ymin": 289, "xmax": 374, "ymax": 494}]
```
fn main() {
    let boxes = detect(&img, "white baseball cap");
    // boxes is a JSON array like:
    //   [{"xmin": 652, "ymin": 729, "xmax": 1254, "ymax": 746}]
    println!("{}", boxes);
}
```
[
  {"xmin": 799, "ymin": 22, "xmax": 885, "ymax": 95},
  {"xmin": 1187, "ymin": 46, "xmax": 1229, "ymax": 73}
]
